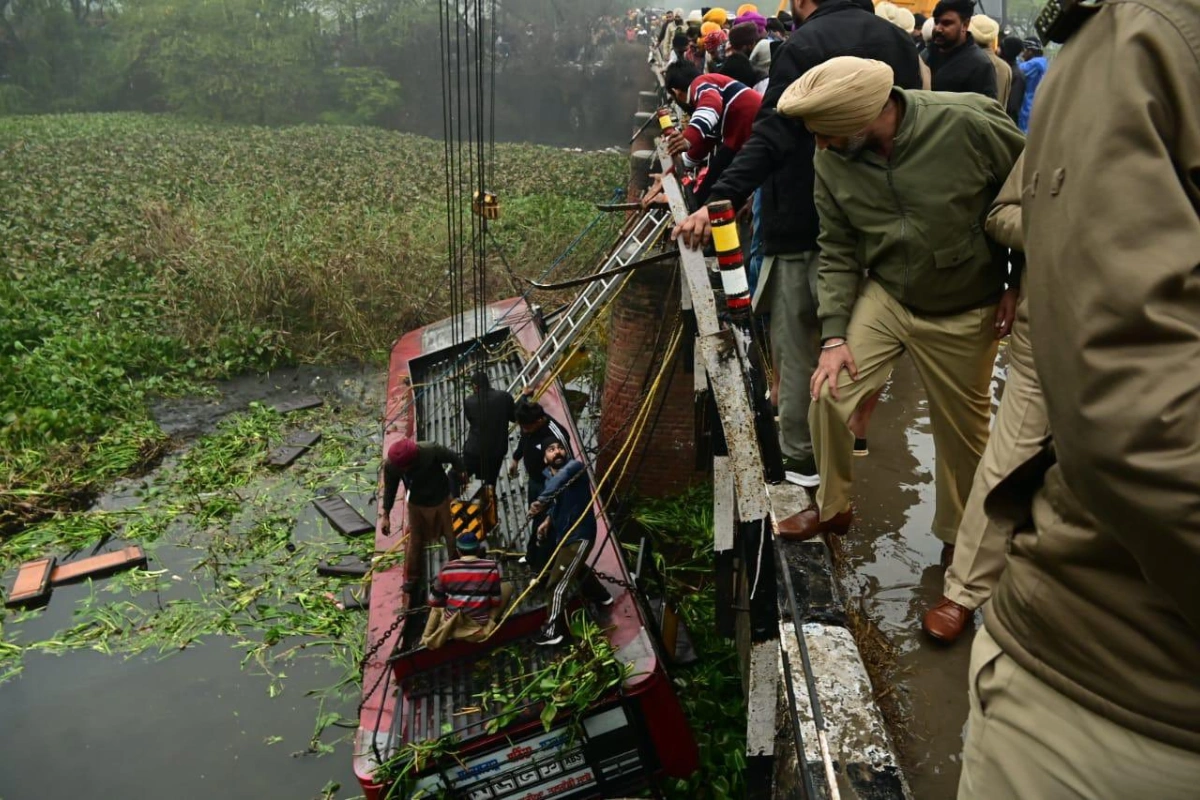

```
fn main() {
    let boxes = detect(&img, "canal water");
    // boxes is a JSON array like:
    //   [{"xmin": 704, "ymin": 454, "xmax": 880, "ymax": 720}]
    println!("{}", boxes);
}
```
[
  {"xmin": 0, "ymin": 349, "xmax": 998, "ymax": 799},
  {"xmin": 0, "ymin": 366, "xmax": 385, "ymax": 800}
]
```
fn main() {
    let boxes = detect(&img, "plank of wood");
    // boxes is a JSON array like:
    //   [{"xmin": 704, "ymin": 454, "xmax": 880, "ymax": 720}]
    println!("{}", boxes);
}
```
[
  {"xmin": 271, "ymin": 395, "xmax": 323, "ymax": 414},
  {"xmin": 342, "ymin": 585, "xmax": 370, "ymax": 611},
  {"xmin": 313, "ymin": 495, "xmax": 374, "ymax": 536},
  {"xmin": 286, "ymin": 430, "xmax": 322, "ymax": 448},
  {"xmin": 317, "ymin": 556, "xmax": 370, "ymax": 577},
  {"xmin": 50, "ymin": 546, "xmax": 147, "ymax": 585},
  {"xmin": 266, "ymin": 445, "xmax": 309, "ymax": 468},
  {"xmin": 5, "ymin": 556, "xmax": 57, "ymax": 608}
]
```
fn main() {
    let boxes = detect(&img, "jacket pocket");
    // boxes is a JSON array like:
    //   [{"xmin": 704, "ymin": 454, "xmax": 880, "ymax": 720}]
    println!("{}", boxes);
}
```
[{"xmin": 933, "ymin": 235, "xmax": 978, "ymax": 269}]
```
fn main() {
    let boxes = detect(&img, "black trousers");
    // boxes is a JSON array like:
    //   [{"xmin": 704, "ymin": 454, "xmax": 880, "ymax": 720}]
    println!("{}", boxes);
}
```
[{"xmin": 463, "ymin": 448, "xmax": 504, "ymax": 485}]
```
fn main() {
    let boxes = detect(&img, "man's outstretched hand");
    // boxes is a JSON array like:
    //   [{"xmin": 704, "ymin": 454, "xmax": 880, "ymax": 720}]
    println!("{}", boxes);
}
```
[
  {"xmin": 665, "ymin": 130, "xmax": 689, "ymax": 157},
  {"xmin": 672, "ymin": 205, "xmax": 712, "ymax": 249}
]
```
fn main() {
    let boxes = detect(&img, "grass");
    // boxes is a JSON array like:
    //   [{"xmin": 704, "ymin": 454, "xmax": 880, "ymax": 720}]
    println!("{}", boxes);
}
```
[
  {"xmin": 633, "ymin": 486, "xmax": 749, "ymax": 800},
  {"xmin": 0, "ymin": 112, "xmax": 625, "ymax": 532}
]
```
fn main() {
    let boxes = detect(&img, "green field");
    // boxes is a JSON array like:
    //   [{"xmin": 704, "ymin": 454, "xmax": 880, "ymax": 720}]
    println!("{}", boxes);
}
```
[{"xmin": 0, "ymin": 113, "xmax": 625, "ymax": 531}]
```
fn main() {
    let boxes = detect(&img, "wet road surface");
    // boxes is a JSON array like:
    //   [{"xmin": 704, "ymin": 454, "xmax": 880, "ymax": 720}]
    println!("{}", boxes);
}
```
[{"xmin": 838, "ymin": 349, "xmax": 1008, "ymax": 799}]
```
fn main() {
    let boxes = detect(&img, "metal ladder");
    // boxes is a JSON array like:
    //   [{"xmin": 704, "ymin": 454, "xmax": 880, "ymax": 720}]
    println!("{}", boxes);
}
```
[{"xmin": 506, "ymin": 207, "xmax": 671, "ymax": 393}]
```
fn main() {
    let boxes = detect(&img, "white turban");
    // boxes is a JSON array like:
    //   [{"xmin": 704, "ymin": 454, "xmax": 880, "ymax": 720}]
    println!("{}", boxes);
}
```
[
  {"xmin": 970, "ymin": 14, "xmax": 1000, "ymax": 47},
  {"xmin": 875, "ymin": 2, "xmax": 915, "ymax": 33},
  {"xmin": 777, "ymin": 56, "xmax": 895, "ymax": 137},
  {"xmin": 674, "ymin": 7, "xmax": 685, "ymax": 18},
  {"xmin": 922, "ymin": 17, "xmax": 935, "ymax": 43}
]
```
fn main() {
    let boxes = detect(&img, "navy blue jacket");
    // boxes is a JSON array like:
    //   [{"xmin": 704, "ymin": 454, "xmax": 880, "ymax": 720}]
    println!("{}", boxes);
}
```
[{"xmin": 537, "ymin": 460, "xmax": 595, "ymax": 545}]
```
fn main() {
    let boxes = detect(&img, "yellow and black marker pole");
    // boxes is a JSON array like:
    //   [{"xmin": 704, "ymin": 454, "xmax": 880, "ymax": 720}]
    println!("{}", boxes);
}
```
[
  {"xmin": 706, "ymin": 198, "xmax": 784, "ymax": 483},
  {"xmin": 707, "ymin": 199, "xmax": 753, "ymax": 318}
]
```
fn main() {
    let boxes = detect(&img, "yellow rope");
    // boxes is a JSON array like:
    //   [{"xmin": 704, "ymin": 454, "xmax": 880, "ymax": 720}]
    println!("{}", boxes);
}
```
[{"xmin": 476, "ymin": 322, "xmax": 683, "ymax": 642}]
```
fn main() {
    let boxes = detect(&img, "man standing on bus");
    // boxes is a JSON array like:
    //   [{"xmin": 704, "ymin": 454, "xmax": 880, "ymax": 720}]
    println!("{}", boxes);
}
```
[{"xmin": 527, "ymin": 440, "xmax": 613, "ymax": 646}]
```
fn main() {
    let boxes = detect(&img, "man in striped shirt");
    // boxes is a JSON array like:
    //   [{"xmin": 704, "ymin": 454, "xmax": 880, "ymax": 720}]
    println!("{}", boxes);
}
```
[
  {"xmin": 662, "ymin": 61, "xmax": 762, "ymax": 203},
  {"xmin": 420, "ymin": 532, "xmax": 512, "ymax": 650}
]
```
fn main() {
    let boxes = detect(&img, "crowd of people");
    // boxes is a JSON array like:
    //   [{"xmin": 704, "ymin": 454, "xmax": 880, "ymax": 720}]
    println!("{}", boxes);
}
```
[{"xmin": 655, "ymin": 0, "xmax": 1198, "ymax": 797}]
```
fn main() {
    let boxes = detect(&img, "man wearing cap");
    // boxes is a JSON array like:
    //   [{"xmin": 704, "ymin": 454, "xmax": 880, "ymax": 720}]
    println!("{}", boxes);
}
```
[
  {"xmin": 462, "ymin": 369, "xmax": 516, "ymax": 487},
  {"xmin": 776, "ymin": 57, "xmax": 1022, "ymax": 548},
  {"xmin": 527, "ymin": 440, "xmax": 612, "ymax": 646},
  {"xmin": 968, "ymin": 14, "xmax": 1010, "ymax": 108},
  {"xmin": 420, "ymin": 531, "xmax": 513, "ymax": 650},
  {"xmin": 381, "ymin": 438, "xmax": 467, "ymax": 593},
  {"xmin": 673, "ymin": 0, "xmax": 921, "ymax": 491},
  {"xmin": 509, "ymin": 396, "xmax": 572, "ymax": 569},
  {"xmin": 1016, "ymin": 38, "xmax": 1047, "ymax": 132},
  {"xmin": 927, "ymin": 0, "xmax": 997, "ymax": 98}
]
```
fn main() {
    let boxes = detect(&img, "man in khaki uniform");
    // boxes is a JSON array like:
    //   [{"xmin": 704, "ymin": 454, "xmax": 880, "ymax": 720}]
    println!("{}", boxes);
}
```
[
  {"xmin": 968, "ymin": 14, "xmax": 1011, "ymax": 109},
  {"xmin": 774, "ymin": 57, "xmax": 1022, "ymax": 546},
  {"xmin": 922, "ymin": 152, "xmax": 1050, "ymax": 643},
  {"xmin": 958, "ymin": 0, "xmax": 1200, "ymax": 795}
]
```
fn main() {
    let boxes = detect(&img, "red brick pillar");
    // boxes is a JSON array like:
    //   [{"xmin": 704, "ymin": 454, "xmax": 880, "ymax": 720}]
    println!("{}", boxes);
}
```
[
  {"xmin": 597, "ymin": 263, "xmax": 704, "ymax": 498},
  {"xmin": 598, "ymin": 138, "xmax": 705, "ymax": 498}
]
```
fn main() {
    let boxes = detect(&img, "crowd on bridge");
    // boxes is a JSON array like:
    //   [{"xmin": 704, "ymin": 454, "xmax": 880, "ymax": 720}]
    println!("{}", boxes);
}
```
[{"xmin": 645, "ymin": 0, "xmax": 1199, "ymax": 797}]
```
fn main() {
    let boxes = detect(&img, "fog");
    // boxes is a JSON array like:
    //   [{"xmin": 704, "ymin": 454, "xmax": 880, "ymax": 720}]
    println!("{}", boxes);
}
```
[{"xmin": 0, "ymin": 0, "xmax": 649, "ymax": 146}]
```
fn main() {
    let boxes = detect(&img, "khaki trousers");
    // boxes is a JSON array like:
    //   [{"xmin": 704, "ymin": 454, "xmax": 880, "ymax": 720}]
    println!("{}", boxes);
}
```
[
  {"xmin": 811, "ymin": 281, "xmax": 997, "ymax": 541},
  {"xmin": 403, "ymin": 499, "xmax": 455, "ymax": 587},
  {"xmin": 945, "ymin": 296, "xmax": 1049, "ymax": 608},
  {"xmin": 754, "ymin": 251, "xmax": 820, "ymax": 462},
  {"xmin": 959, "ymin": 625, "xmax": 1200, "ymax": 799}
]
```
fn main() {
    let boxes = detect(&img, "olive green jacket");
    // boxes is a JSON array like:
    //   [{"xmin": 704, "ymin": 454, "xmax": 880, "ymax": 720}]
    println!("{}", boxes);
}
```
[
  {"xmin": 988, "ymin": 0, "xmax": 1200, "ymax": 752},
  {"xmin": 813, "ymin": 89, "xmax": 1024, "ymax": 340}
]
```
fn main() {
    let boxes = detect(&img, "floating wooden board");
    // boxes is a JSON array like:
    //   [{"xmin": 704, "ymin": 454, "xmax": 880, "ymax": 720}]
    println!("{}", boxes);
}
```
[
  {"xmin": 317, "ymin": 556, "xmax": 371, "ymax": 578},
  {"xmin": 286, "ymin": 430, "xmax": 322, "ymax": 448},
  {"xmin": 5, "ymin": 556, "xmax": 57, "ymax": 608},
  {"xmin": 313, "ymin": 495, "xmax": 374, "ymax": 536},
  {"xmin": 342, "ymin": 585, "xmax": 370, "ymax": 611},
  {"xmin": 266, "ymin": 445, "xmax": 309, "ymax": 469},
  {"xmin": 50, "ymin": 546, "xmax": 148, "ymax": 585},
  {"xmin": 271, "ymin": 395, "xmax": 323, "ymax": 415}
]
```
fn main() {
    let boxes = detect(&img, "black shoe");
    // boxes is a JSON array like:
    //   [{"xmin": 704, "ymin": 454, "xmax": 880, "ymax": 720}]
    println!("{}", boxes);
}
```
[
  {"xmin": 534, "ymin": 628, "xmax": 564, "ymax": 647},
  {"xmin": 781, "ymin": 455, "xmax": 819, "ymax": 488},
  {"xmin": 853, "ymin": 437, "xmax": 869, "ymax": 457}
]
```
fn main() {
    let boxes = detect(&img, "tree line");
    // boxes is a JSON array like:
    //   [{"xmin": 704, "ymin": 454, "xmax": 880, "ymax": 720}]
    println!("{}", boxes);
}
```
[{"xmin": 0, "ymin": 0, "xmax": 629, "ymax": 129}]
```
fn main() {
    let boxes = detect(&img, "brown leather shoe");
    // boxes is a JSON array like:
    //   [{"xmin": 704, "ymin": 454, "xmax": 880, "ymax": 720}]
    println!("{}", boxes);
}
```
[
  {"xmin": 940, "ymin": 544, "xmax": 956, "ymax": 569},
  {"xmin": 922, "ymin": 596, "xmax": 973, "ymax": 643},
  {"xmin": 777, "ymin": 506, "xmax": 853, "ymax": 541}
]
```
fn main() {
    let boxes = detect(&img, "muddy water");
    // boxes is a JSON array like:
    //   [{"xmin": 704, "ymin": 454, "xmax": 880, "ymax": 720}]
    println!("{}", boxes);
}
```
[
  {"xmin": 838, "ymin": 349, "xmax": 1009, "ymax": 799},
  {"xmin": 0, "ymin": 365, "xmax": 387, "ymax": 800}
]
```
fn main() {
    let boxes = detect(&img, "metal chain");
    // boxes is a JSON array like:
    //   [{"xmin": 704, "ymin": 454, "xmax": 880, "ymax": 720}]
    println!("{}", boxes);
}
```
[
  {"xmin": 354, "ymin": 605, "xmax": 427, "ymax": 716},
  {"xmin": 593, "ymin": 570, "xmax": 638, "ymax": 594}
]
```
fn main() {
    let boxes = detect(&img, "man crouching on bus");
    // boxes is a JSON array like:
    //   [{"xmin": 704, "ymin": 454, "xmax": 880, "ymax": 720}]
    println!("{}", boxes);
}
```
[
  {"xmin": 527, "ymin": 440, "xmax": 613, "ymax": 646},
  {"xmin": 420, "ymin": 531, "xmax": 513, "ymax": 650}
]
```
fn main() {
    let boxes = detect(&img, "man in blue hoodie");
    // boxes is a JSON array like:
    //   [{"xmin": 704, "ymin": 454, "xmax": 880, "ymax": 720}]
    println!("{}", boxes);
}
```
[
  {"xmin": 527, "ymin": 440, "xmax": 612, "ymax": 645},
  {"xmin": 1017, "ymin": 39, "xmax": 1047, "ymax": 132}
]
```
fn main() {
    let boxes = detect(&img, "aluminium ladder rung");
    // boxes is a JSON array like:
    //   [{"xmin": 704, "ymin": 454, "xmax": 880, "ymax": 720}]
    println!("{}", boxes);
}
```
[{"xmin": 508, "ymin": 209, "xmax": 671, "ymax": 393}]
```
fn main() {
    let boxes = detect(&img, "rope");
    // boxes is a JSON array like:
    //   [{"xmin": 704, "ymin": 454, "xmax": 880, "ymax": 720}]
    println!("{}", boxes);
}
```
[{"xmin": 476, "ymin": 323, "xmax": 683, "ymax": 642}]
